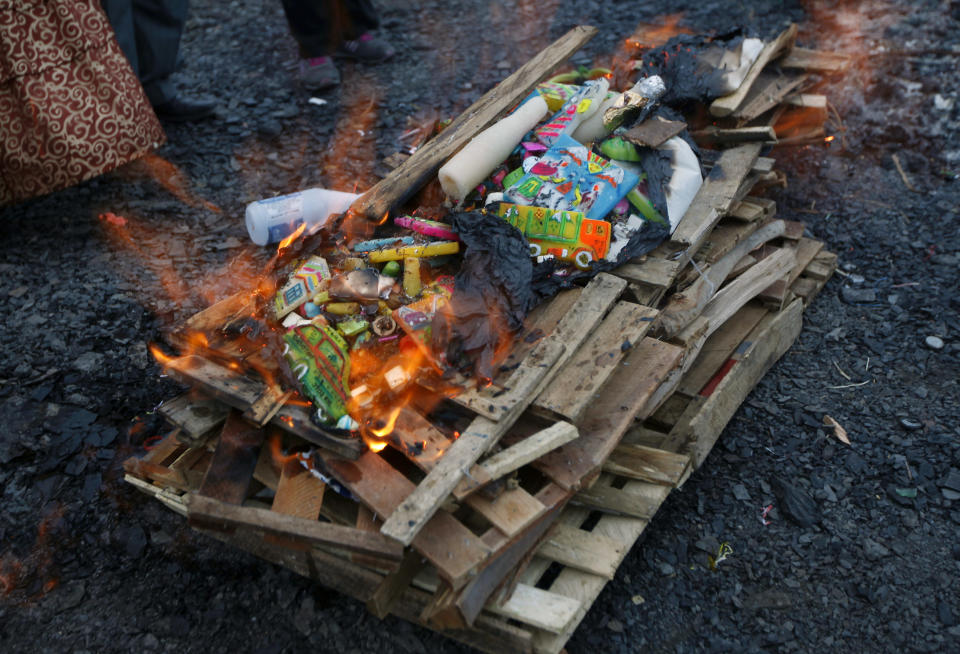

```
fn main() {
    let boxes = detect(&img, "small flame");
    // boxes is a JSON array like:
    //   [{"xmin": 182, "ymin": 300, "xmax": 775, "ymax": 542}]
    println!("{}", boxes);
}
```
[
  {"xmin": 277, "ymin": 222, "xmax": 307, "ymax": 251},
  {"xmin": 367, "ymin": 439, "xmax": 388, "ymax": 453},
  {"xmin": 268, "ymin": 432, "xmax": 300, "ymax": 467},
  {"xmin": 148, "ymin": 343, "xmax": 175, "ymax": 369},
  {"xmin": 370, "ymin": 406, "xmax": 402, "ymax": 439},
  {"xmin": 824, "ymin": 135, "xmax": 835, "ymax": 142}
]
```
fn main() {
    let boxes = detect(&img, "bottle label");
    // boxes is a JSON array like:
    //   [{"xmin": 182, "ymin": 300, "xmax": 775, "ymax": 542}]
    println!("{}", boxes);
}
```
[{"xmin": 260, "ymin": 193, "xmax": 304, "ymax": 244}]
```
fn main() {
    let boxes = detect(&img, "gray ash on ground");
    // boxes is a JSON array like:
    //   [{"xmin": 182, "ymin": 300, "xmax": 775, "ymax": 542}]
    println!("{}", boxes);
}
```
[{"xmin": 1, "ymin": 0, "xmax": 959, "ymax": 652}]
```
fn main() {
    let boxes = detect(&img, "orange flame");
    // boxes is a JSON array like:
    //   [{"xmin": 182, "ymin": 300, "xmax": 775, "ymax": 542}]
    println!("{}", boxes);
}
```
[
  {"xmin": 277, "ymin": 222, "xmax": 307, "ymax": 252},
  {"xmin": 370, "ymin": 406, "xmax": 402, "ymax": 439},
  {"xmin": 148, "ymin": 343, "xmax": 175, "ymax": 369}
]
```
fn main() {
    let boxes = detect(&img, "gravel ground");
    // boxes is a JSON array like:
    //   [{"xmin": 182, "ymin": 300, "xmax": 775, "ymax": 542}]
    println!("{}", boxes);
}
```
[{"xmin": 1, "ymin": 1, "xmax": 958, "ymax": 652}]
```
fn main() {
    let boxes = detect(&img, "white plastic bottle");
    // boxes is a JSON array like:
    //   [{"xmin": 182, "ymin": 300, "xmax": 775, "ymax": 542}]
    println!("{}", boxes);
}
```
[{"xmin": 245, "ymin": 188, "xmax": 360, "ymax": 246}]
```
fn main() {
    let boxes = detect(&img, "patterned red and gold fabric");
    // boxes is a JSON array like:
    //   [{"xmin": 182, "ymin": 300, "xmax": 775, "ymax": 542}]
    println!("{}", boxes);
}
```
[{"xmin": 0, "ymin": 0, "xmax": 165, "ymax": 205}]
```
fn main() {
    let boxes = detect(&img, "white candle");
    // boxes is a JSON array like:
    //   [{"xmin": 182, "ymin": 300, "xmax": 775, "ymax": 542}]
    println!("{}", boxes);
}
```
[{"xmin": 438, "ymin": 95, "xmax": 549, "ymax": 202}]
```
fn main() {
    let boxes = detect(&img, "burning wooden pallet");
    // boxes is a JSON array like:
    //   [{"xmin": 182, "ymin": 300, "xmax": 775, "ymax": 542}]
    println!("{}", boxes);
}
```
[{"xmin": 124, "ymin": 24, "xmax": 842, "ymax": 654}]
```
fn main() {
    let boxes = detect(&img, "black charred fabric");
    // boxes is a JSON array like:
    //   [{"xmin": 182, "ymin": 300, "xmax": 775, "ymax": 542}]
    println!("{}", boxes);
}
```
[
  {"xmin": 641, "ymin": 31, "xmax": 747, "ymax": 107},
  {"xmin": 433, "ymin": 211, "xmax": 540, "ymax": 380}
]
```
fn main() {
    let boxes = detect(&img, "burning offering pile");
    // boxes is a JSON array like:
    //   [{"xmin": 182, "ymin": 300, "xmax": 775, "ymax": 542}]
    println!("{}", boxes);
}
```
[{"xmin": 126, "ymin": 23, "xmax": 846, "ymax": 653}]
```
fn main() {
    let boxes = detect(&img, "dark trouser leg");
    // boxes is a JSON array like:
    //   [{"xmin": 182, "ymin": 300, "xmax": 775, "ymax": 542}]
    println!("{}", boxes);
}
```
[
  {"xmin": 131, "ymin": 0, "xmax": 188, "ymax": 105},
  {"xmin": 279, "ymin": 0, "xmax": 380, "ymax": 58},
  {"xmin": 101, "ymin": 0, "xmax": 139, "ymax": 74}
]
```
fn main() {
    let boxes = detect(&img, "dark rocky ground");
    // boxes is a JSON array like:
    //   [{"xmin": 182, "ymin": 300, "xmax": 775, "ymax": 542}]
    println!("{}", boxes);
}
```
[{"xmin": 2, "ymin": 0, "xmax": 959, "ymax": 652}]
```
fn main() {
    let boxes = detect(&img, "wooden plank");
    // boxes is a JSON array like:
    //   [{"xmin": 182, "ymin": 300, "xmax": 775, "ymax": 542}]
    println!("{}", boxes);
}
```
[
  {"xmin": 531, "ymin": 487, "xmax": 668, "ymax": 654},
  {"xmin": 452, "ymin": 485, "xmax": 570, "ymax": 626},
  {"xmin": 164, "ymin": 355, "xmax": 362, "ymax": 458},
  {"xmin": 781, "ymin": 46, "xmax": 852, "ymax": 72},
  {"xmin": 243, "ymin": 386, "xmax": 294, "ymax": 427},
  {"xmin": 709, "ymin": 24, "xmax": 799, "ymax": 117},
  {"xmin": 142, "ymin": 430, "xmax": 183, "ymax": 466},
  {"xmin": 201, "ymin": 525, "xmax": 535, "ymax": 654},
  {"xmin": 488, "ymin": 584, "xmax": 581, "ymax": 635},
  {"xmin": 691, "ymin": 125, "xmax": 777, "ymax": 145},
  {"xmin": 675, "ymin": 247, "xmax": 795, "ymax": 352},
  {"xmin": 618, "ymin": 425, "xmax": 671, "ymax": 449},
  {"xmin": 160, "ymin": 393, "xmax": 228, "ymax": 446},
  {"xmin": 733, "ymin": 71, "xmax": 807, "ymax": 123},
  {"xmin": 468, "ymin": 488, "xmax": 548, "ymax": 537},
  {"xmin": 698, "ymin": 220, "xmax": 762, "ymax": 265},
  {"xmin": 670, "ymin": 143, "xmax": 763, "ymax": 249},
  {"xmin": 677, "ymin": 302, "xmax": 769, "ymax": 396},
  {"xmin": 671, "ymin": 299, "xmax": 803, "ymax": 467},
  {"xmin": 802, "ymin": 248, "xmax": 837, "ymax": 281},
  {"xmin": 534, "ymin": 302, "xmax": 658, "ymax": 422},
  {"xmin": 321, "ymin": 451, "xmax": 490, "ymax": 588},
  {"xmin": 367, "ymin": 550, "xmax": 426, "ymax": 619},
  {"xmin": 271, "ymin": 459, "xmax": 325, "ymax": 520},
  {"xmin": 622, "ymin": 115, "xmax": 687, "ymax": 147},
  {"xmin": 647, "ymin": 392, "xmax": 691, "ymax": 430},
  {"xmin": 454, "ymin": 422, "xmax": 578, "ymax": 499},
  {"xmin": 659, "ymin": 220, "xmax": 786, "ymax": 338},
  {"xmin": 389, "ymin": 407, "xmax": 549, "ymax": 536},
  {"xmin": 347, "ymin": 26, "xmax": 598, "ymax": 222},
  {"xmin": 571, "ymin": 474, "xmax": 667, "ymax": 518},
  {"xmin": 730, "ymin": 197, "xmax": 776, "ymax": 223},
  {"xmin": 602, "ymin": 443, "xmax": 691, "ymax": 486},
  {"xmin": 380, "ymin": 340, "xmax": 563, "ymax": 546},
  {"xmin": 252, "ymin": 441, "xmax": 280, "ymax": 490},
  {"xmin": 198, "ymin": 411, "xmax": 264, "ymax": 504},
  {"xmin": 184, "ymin": 493, "xmax": 403, "ymax": 560},
  {"xmin": 612, "ymin": 257, "xmax": 682, "ymax": 288},
  {"xmin": 536, "ymin": 523, "xmax": 626, "ymax": 579},
  {"xmin": 454, "ymin": 274, "xmax": 624, "ymax": 421},
  {"xmin": 493, "ymin": 288, "xmax": 582, "ymax": 383},
  {"xmin": 758, "ymin": 237, "xmax": 824, "ymax": 308},
  {"xmin": 176, "ymin": 291, "xmax": 256, "ymax": 340},
  {"xmin": 454, "ymin": 273, "xmax": 627, "ymax": 420},
  {"xmin": 785, "ymin": 93, "xmax": 828, "ymax": 123},
  {"xmin": 531, "ymin": 337, "xmax": 684, "ymax": 491}
]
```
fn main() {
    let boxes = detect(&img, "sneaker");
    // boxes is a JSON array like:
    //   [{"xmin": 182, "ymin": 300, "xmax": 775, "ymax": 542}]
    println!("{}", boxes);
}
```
[
  {"xmin": 336, "ymin": 32, "xmax": 396, "ymax": 63},
  {"xmin": 300, "ymin": 56, "xmax": 340, "ymax": 91}
]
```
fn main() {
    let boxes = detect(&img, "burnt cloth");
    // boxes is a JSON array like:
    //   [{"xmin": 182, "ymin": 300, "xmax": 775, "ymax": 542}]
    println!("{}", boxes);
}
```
[{"xmin": 0, "ymin": 0, "xmax": 165, "ymax": 206}]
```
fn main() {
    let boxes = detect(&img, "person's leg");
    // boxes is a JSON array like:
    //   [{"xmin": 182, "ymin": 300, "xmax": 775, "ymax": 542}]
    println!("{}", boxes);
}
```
[
  {"xmin": 129, "ymin": 0, "xmax": 188, "ymax": 106},
  {"xmin": 336, "ymin": 0, "xmax": 394, "ymax": 63},
  {"xmin": 342, "ymin": 0, "xmax": 380, "ymax": 37},
  {"xmin": 280, "ymin": 0, "xmax": 333, "ymax": 58},
  {"xmin": 100, "ymin": 0, "xmax": 139, "ymax": 76},
  {"xmin": 122, "ymin": 0, "xmax": 215, "ymax": 121}
]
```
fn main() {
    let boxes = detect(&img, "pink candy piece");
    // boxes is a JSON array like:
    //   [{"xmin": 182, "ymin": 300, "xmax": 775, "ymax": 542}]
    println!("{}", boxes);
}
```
[
  {"xmin": 522, "ymin": 141, "xmax": 547, "ymax": 153},
  {"xmin": 394, "ymin": 215, "xmax": 460, "ymax": 241}
]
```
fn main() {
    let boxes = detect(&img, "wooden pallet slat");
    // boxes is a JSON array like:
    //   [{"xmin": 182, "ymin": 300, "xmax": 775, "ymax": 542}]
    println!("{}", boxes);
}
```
[
  {"xmin": 602, "ymin": 443, "xmax": 691, "ymax": 487},
  {"xmin": 488, "ymin": 583, "xmax": 581, "ymax": 635},
  {"xmin": 709, "ymin": 24, "xmax": 799, "ymax": 117},
  {"xmin": 454, "ymin": 421, "xmax": 578, "ymax": 499},
  {"xmin": 198, "ymin": 411, "xmax": 265, "ymax": 504},
  {"xmin": 533, "ymin": 301, "xmax": 659, "ymax": 422},
  {"xmin": 380, "ymin": 340, "xmax": 564, "ymax": 546},
  {"xmin": 455, "ymin": 274, "xmax": 625, "ymax": 420},
  {"xmin": 185, "ymin": 493, "xmax": 404, "ymax": 560}
]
